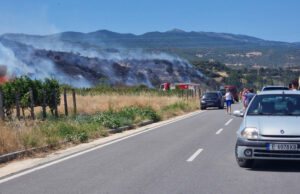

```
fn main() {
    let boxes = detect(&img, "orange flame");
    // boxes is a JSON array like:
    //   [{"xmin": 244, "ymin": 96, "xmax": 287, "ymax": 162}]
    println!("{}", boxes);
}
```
[{"xmin": 0, "ymin": 76, "xmax": 8, "ymax": 84}]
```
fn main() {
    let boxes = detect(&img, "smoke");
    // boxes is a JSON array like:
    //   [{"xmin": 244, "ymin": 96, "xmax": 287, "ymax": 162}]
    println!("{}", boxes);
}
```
[
  {"xmin": 0, "ymin": 41, "xmax": 92, "ymax": 87},
  {"xmin": 0, "ymin": 34, "xmax": 205, "ymax": 88}
]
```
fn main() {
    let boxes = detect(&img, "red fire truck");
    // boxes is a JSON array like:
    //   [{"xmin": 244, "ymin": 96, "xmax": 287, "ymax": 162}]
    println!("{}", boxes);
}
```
[{"xmin": 160, "ymin": 83, "xmax": 200, "ymax": 93}]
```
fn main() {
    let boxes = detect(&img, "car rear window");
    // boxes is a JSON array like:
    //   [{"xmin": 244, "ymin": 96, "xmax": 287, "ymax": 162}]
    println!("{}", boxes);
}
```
[
  {"xmin": 247, "ymin": 94, "xmax": 300, "ymax": 116},
  {"xmin": 203, "ymin": 93, "xmax": 218, "ymax": 98}
]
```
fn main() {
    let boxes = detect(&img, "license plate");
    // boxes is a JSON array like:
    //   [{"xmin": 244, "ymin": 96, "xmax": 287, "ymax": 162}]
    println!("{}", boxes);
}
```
[{"xmin": 267, "ymin": 144, "xmax": 298, "ymax": 151}]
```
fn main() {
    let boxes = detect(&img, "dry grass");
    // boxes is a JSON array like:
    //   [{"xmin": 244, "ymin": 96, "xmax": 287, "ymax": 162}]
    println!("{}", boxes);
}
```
[
  {"xmin": 58, "ymin": 94, "xmax": 187, "ymax": 114},
  {"xmin": 0, "ymin": 93, "xmax": 200, "ymax": 156},
  {"xmin": 0, "ymin": 120, "xmax": 39, "ymax": 155}
]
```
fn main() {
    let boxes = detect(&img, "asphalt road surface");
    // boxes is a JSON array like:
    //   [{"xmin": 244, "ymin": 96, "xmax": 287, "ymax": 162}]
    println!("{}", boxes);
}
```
[{"xmin": 1, "ymin": 103, "xmax": 300, "ymax": 194}]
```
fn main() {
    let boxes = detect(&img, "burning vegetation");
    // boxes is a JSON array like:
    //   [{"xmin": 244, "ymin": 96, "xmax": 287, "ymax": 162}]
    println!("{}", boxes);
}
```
[{"xmin": 0, "ymin": 65, "xmax": 8, "ymax": 84}]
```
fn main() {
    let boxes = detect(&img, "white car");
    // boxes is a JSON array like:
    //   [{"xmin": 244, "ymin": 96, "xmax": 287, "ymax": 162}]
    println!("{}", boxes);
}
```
[{"xmin": 234, "ymin": 90, "xmax": 300, "ymax": 168}]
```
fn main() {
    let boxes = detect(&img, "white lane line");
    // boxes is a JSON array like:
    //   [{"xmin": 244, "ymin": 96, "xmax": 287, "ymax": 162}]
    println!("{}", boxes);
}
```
[
  {"xmin": 225, "ymin": 118, "xmax": 233, "ymax": 126},
  {"xmin": 216, "ymin": 128, "xmax": 223, "ymax": 135},
  {"xmin": 187, "ymin": 148, "xmax": 203, "ymax": 162},
  {"xmin": 0, "ymin": 110, "xmax": 207, "ymax": 184}
]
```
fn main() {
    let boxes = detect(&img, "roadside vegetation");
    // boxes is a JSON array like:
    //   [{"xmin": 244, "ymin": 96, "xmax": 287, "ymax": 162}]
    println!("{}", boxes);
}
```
[{"xmin": 0, "ymin": 85, "xmax": 200, "ymax": 156}]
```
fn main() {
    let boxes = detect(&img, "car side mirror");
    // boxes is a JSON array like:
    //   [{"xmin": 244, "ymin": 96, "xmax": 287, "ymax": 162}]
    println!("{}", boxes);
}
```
[{"xmin": 233, "ymin": 110, "xmax": 244, "ymax": 117}]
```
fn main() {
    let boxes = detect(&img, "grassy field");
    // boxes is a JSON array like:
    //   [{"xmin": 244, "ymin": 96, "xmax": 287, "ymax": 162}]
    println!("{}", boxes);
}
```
[{"xmin": 0, "ymin": 93, "xmax": 200, "ymax": 156}]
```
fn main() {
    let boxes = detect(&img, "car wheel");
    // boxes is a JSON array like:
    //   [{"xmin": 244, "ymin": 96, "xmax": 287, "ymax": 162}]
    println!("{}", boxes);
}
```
[
  {"xmin": 235, "ymin": 143, "xmax": 253, "ymax": 168},
  {"xmin": 219, "ymin": 105, "xmax": 223, "ymax": 109},
  {"xmin": 201, "ymin": 106, "xmax": 206, "ymax": 110}
]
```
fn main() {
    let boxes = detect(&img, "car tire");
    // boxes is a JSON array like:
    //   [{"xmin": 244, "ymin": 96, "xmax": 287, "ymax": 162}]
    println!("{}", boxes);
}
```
[
  {"xmin": 219, "ymin": 105, "xmax": 223, "ymax": 109},
  {"xmin": 235, "ymin": 143, "xmax": 253, "ymax": 168},
  {"xmin": 201, "ymin": 106, "xmax": 206, "ymax": 110}
]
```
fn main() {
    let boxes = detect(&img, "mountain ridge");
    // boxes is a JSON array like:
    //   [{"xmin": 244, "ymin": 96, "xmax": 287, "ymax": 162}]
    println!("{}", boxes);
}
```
[
  {"xmin": 2, "ymin": 29, "xmax": 299, "ymax": 48},
  {"xmin": 2, "ymin": 29, "xmax": 300, "ymax": 67}
]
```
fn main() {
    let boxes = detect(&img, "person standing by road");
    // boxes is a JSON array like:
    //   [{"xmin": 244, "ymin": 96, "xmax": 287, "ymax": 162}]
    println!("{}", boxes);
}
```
[
  {"xmin": 242, "ymin": 88, "xmax": 248, "ymax": 109},
  {"xmin": 224, "ymin": 88, "xmax": 234, "ymax": 114},
  {"xmin": 243, "ymin": 88, "xmax": 255, "ymax": 108},
  {"xmin": 291, "ymin": 79, "xmax": 299, "ymax": 91}
]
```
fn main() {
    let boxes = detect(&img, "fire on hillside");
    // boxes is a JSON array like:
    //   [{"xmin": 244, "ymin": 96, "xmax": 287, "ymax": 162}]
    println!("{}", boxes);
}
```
[{"xmin": 0, "ymin": 65, "xmax": 9, "ymax": 84}]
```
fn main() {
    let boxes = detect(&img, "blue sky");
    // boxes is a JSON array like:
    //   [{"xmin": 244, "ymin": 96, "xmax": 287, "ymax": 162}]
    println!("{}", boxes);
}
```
[{"xmin": 0, "ymin": 0, "xmax": 299, "ymax": 42}]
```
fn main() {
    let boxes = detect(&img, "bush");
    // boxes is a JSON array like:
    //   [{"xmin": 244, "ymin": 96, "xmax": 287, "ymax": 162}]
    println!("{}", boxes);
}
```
[
  {"xmin": 0, "ymin": 76, "xmax": 60, "ymax": 117},
  {"xmin": 139, "ymin": 107, "xmax": 160, "ymax": 121},
  {"xmin": 93, "ymin": 112, "xmax": 121, "ymax": 129},
  {"xmin": 76, "ymin": 131, "xmax": 88, "ymax": 142},
  {"xmin": 92, "ymin": 106, "xmax": 159, "ymax": 129},
  {"xmin": 58, "ymin": 123, "xmax": 77, "ymax": 141}
]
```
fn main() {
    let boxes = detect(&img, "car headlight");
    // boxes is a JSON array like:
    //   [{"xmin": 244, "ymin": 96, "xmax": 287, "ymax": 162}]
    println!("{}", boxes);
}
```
[{"xmin": 241, "ymin": 127, "xmax": 258, "ymax": 139}]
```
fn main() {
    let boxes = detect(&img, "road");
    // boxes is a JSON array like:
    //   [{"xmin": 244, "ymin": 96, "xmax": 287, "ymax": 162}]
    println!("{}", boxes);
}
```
[{"xmin": 1, "ymin": 103, "xmax": 300, "ymax": 194}]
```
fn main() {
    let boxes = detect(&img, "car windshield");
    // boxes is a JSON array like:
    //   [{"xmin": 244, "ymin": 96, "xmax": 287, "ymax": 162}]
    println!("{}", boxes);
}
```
[
  {"xmin": 247, "ymin": 94, "xmax": 300, "ymax": 116},
  {"xmin": 203, "ymin": 93, "xmax": 218, "ymax": 98}
]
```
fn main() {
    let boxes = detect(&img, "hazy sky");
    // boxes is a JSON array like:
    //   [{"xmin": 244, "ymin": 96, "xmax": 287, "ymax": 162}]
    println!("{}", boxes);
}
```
[{"xmin": 0, "ymin": 0, "xmax": 299, "ymax": 42}]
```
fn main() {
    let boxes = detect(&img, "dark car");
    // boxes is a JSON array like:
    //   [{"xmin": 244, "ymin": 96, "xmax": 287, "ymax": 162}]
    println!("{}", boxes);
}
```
[
  {"xmin": 201, "ymin": 91, "xmax": 224, "ymax": 110},
  {"xmin": 220, "ymin": 88, "xmax": 226, "ymax": 101}
]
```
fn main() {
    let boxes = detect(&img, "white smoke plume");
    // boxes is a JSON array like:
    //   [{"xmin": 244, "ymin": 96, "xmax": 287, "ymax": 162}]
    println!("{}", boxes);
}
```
[
  {"xmin": 0, "ymin": 41, "xmax": 92, "ymax": 87},
  {"xmin": 0, "ymin": 34, "xmax": 205, "ymax": 88}
]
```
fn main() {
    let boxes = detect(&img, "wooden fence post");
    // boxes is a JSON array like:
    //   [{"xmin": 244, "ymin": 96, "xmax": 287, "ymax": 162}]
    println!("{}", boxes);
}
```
[
  {"xmin": 29, "ymin": 88, "xmax": 35, "ymax": 119},
  {"xmin": 72, "ymin": 89, "xmax": 77, "ymax": 115},
  {"xmin": 15, "ymin": 90, "xmax": 20, "ymax": 120},
  {"xmin": 64, "ymin": 88, "xmax": 68, "ymax": 116},
  {"xmin": 53, "ymin": 89, "xmax": 58, "ymax": 118},
  {"xmin": 42, "ymin": 88, "xmax": 47, "ymax": 120},
  {"xmin": 0, "ymin": 88, "xmax": 4, "ymax": 121}
]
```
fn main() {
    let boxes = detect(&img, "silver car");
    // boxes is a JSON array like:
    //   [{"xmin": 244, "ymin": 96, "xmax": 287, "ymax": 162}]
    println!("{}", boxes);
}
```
[{"xmin": 234, "ymin": 90, "xmax": 300, "ymax": 168}]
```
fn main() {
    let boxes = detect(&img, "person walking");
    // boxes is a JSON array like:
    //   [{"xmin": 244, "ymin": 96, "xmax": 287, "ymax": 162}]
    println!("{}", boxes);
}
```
[
  {"xmin": 243, "ymin": 88, "xmax": 255, "ymax": 108},
  {"xmin": 291, "ymin": 79, "xmax": 299, "ymax": 91},
  {"xmin": 242, "ymin": 88, "xmax": 248, "ymax": 109},
  {"xmin": 224, "ymin": 88, "xmax": 234, "ymax": 114}
]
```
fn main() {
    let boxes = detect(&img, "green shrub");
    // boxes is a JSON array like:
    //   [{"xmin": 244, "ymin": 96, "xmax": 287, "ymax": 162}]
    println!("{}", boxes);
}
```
[
  {"xmin": 139, "ymin": 107, "xmax": 160, "ymax": 121},
  {"xmin": 0, "ymin": 76, "xmax": 60, "ymax": 117},
  {"xmin": 76, "ymin": 131, "xmax": 88, "ymax": 142},
  {"xmin": 57, "ymin": 123, "xmax": 77, "ymax": 141},
  {"xmin": 93, "ymin": 112, "xmax": 121, "ymax": 129}
]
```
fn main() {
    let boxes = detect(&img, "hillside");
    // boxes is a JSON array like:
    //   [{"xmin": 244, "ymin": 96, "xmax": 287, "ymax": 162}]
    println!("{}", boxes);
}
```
[
  {"xmin": 0, "ymin": 38, "xmax": 205, "ymax": 88},
  {"xmin": 2, "ymin": 29, "xmax": 300, "ymax": 67}
]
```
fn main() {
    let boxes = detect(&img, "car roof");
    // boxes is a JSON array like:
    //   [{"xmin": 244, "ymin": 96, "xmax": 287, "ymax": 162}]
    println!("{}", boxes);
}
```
[
  {"xmin": 258, "ymin": 90, "xmax": 300, "ymax": 95},
  {"xmin": 262, "ymin": 85, "xmax": 288, "ymax": 89},
  {"xmin": 205, "ymin": 91, "xmax": 220, "ymax": 93}
]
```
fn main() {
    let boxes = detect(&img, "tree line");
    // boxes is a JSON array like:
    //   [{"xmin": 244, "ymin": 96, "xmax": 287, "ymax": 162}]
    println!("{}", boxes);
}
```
[{"xmin": 0, "ymin": 76, "xmax": 60, "ymax": 119}]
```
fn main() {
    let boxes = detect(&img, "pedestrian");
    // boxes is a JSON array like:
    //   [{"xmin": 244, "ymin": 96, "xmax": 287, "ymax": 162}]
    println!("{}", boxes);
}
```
[
  {"xmin": 291, "ymin": 79, "xmax": 299, "ymax": 91},
  {"xmin": 242, "ymin": 88, "xmax": 248, "ymax": 109},
  {"xmin": 224, "ymin": 88, "xmax": 234, "ymax": 114},
  {"xmin": 243, "ymin": 88, "xmax": 255, "ymax": 108}
]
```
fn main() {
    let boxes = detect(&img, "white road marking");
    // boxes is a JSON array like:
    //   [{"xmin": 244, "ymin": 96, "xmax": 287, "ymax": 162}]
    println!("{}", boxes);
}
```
[
  {"xmin": 225, "ymin": 118, "xmax": 233, "ymax": 126},
  {"xmin": 187, "ymin": 148, "xmax": 203, "ymax": 162},
  {"xmin": 216, "ymin": 128, "xmax": 223, "ymax": 135},
  {"xmin": 0, "ymin": 110, "xmax": 207, "ymax": 184}
]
